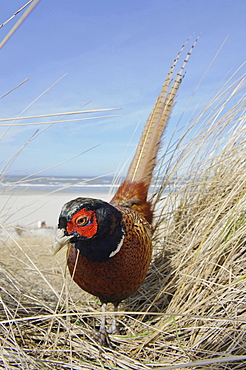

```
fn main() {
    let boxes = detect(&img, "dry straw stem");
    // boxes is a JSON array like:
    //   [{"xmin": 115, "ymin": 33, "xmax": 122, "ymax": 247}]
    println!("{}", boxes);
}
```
[
  {"xmin": 0, "ymin": 0, "xmax": 41, "ymax": 49},
  {"xmin": 0, "ymin": 73, "xmax": 68, "ymax": 141},
  {"xmin": 0, "ymin": 1, "xmax": 34, "ymax": 29},
  {"xmin": 0, "ymin": 114, "xmax": 120, "ymax": 127},
  {"xmin": 0, "ymin": 107, "xmax": 121, "ymax": 123},
  {"xmin": 1, "ymin": 57, "xmax": 246, "ymax": 368},
  {"xmin": 0, "ymin": 79, "xmax": 30, "ymax": 100}
]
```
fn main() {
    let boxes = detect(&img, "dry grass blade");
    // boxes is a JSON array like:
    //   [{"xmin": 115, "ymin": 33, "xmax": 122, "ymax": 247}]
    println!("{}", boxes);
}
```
[
  {"xmin": 0, "ymin": 0, "xmax": 41, "ymax": 49},
  {"xmin": 0, "ymin": 1, "xmax": 34, "ymax": 28},
  {"xmin": 0, "ymin": 108, "xmax": 121, "ymax": 123},
  {"xmin": 0, "ymin": 73, "xmax": 68, "ymax": 141},
  {"xmin": 1, "ymin": 129, "xmax": 40, "ymax": 177},
  {"xmin": 154, "ymin": 356, "xmax": 246, "ymax": 369},
  {"xmin": 0, "ymin": 114, "xmax": 120, "ymax": 127},
  {"xmin": 0, "ymin": 79, "xmax": 30, "ymax": 100}
]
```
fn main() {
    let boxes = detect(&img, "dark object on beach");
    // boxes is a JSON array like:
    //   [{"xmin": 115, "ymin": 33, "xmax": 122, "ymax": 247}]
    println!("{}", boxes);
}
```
[{"xmin": 54, "ymin": 43, "xmax": 195, "ymax": 346}]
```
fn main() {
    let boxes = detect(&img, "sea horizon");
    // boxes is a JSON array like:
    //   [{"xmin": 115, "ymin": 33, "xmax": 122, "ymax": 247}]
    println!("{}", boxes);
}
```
[
  {"xmin": 0, "ymin": 174, "xmax": 119, "ymax": 195},
  {"xmin": 0, "ymin": 174, "xmax": 172, "ymax": 195}
]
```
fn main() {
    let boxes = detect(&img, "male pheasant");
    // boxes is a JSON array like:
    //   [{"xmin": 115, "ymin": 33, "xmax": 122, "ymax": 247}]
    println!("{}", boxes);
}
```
[{"xmin": 54, "ymin": 42, "xmax": 196, "ymax": 345}]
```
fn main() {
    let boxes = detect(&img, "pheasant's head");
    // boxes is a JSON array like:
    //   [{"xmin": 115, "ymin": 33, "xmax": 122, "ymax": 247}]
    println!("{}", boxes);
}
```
[{"xmin": 53, "ymin": 197, "xmax": 124, "ymax": 262}]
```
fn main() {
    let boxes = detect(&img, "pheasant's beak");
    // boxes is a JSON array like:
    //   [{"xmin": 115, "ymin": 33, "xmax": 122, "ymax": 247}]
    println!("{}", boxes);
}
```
[{"xmin": 53, "ymin": 228, "xmax": 73, "ymax": 254}]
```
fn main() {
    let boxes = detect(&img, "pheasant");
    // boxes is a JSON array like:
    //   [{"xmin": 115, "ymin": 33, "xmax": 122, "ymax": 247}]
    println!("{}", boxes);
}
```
[{"xmin": 54, "ymin": 41, "xmax": 196, "ymax": 345}]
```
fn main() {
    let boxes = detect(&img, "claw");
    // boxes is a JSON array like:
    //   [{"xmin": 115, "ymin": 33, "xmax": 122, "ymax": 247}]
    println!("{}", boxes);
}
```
[
  {"xmin": 94, "ymin": 303, "xmax": 112, "ymax": 347},
  {"xmin": 95, "ymin": 330, "xmax": 112, "ymax": 348},
  {"xmin": 53, "ymin": 228, "xmax": 73, "ymax": 254}
]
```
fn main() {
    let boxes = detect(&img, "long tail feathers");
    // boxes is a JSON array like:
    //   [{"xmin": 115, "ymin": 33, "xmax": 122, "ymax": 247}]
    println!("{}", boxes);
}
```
[{"xmin": 111, "ymin": 38, "xmax": 198, "ymax": 223}]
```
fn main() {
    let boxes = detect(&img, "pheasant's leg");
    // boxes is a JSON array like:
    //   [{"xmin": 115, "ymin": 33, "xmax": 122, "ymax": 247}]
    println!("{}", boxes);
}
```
[
  {"xmin": 99, "ymin": 303, "xmax": 107, "ymax": 334},
  {"xmin": 98, "ymin": 303, "xmax": 111, "ymax": 346},
  {"xmin": 109, "ymin": 303, "xmax": 119, "ymax": 335}
]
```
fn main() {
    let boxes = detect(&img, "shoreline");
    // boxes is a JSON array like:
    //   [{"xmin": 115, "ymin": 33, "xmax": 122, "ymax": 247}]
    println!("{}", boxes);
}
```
[{"xmin": 0, "ymin": 189, "xmax": 111, "ymax": 228}]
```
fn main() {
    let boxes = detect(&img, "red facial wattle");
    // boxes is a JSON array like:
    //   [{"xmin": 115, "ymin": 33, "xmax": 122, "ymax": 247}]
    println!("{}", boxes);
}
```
[{"xmin": 66, "ymin": 208, "xmax": 98, "ymax": 238}]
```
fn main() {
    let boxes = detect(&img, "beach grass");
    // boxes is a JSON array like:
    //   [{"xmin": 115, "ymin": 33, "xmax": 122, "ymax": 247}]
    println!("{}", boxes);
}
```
[{"xmin": 1, "ymin": 63, "xmax": 246, "ymax": 369}]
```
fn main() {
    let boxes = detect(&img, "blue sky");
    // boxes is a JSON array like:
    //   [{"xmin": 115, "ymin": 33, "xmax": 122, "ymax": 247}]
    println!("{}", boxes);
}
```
[{"xmin": 0, "ymin": 0, "xmax": 245, "ymax": 177}]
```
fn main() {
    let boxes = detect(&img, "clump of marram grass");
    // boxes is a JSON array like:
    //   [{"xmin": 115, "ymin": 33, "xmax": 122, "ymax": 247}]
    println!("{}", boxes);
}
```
[
  {"xmin": 1, "ymin": 65, "xmax": 246, "ymax": 369},
  {"xmin": 126, "ymin": 64, "xmax": 246, "ymax": 367}
]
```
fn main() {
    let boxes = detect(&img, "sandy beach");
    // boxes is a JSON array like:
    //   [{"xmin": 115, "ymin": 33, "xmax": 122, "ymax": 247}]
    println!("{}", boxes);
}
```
[{"xmin": 0, "ymin": 190, "xmax": 111, "ymax": 229}]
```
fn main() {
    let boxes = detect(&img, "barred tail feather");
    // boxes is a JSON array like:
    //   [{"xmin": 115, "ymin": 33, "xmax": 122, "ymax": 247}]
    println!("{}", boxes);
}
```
[
  {"xmin": 111, "ymin": 39, "xmax": 198, "ymax": 223},
  {"xmin": 126, "ymin": 38, "xmax": 198, "ymax": 187}
]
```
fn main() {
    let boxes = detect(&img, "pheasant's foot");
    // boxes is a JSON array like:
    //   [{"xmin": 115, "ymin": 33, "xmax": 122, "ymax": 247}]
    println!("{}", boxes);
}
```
[
  {"xmin": 94, "ymin": 329, "xmax": 112, "ymax": 347},
  {"xmin": 94, "ymin": 303, "xmax": 112, "ymax": 347}
]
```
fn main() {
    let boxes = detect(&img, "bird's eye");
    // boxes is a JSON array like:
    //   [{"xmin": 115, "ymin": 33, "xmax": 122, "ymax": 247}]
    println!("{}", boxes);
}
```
[{"xmin": 76, "ymin": 216, "xmax": 88, "ymax": 226}]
